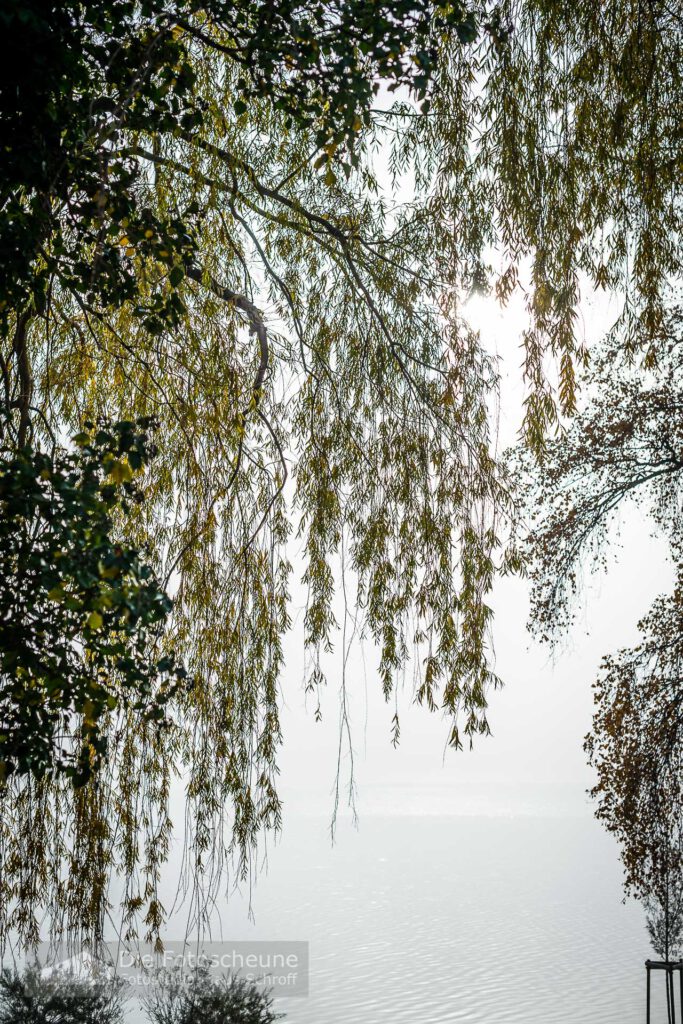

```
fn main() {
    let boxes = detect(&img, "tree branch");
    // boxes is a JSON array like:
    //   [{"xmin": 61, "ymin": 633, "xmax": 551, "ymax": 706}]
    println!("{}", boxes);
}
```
[
  {"xmin": 185, "ymin": 265, "xmax": 268, "ymax": 399},
  {"xmin": 162, "ymin": 267, "xmax": 271, "ymax": 588},
  {"xmin": 12, "ymin": 311, "xmax": 33, "ymax": 447}
]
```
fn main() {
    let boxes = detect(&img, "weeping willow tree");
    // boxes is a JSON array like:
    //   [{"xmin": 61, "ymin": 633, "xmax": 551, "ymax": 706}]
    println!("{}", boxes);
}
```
[{"xmin": 1, "ymin": 0, "xmax": 682, "ymax": 948}]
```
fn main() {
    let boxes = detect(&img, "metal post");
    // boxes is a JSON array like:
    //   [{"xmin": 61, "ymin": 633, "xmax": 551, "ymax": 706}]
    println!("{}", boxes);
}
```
[
  {"xmin": 672, "ymin": 967, "xmax": 677, "ymax": 1024},
  {"xmin": 647, "ymin": 963, "xmax": 651, "ymax": 1024}
]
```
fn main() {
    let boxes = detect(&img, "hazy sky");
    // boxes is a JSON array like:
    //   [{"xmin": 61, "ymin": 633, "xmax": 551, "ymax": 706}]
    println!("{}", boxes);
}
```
[{"xmin": 273, "ymin": 285, "xmax": 675, "ymax": 825}]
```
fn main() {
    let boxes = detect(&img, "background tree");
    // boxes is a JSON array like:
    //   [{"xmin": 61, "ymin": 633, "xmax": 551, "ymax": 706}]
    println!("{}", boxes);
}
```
[
  {"xmin": 587, "ymin": 582, "xmax": 683, "ymax": 961},
  {"xmin": 514, "ymin": 328, "xmax": 683, "ymax": 645},
  {"xmin": 516, "ymin": 329, "xmax": 682, "ymax": 943}
]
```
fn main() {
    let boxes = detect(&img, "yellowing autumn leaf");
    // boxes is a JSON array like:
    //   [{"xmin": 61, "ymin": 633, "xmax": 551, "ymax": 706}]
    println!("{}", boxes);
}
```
[
  {"xmin": 109, "ymin": 458, "xmax": 133, "ymax": 484},
  {"xmin": 87, "ymin": 611, "xmax": 103, "ymax": 630}
]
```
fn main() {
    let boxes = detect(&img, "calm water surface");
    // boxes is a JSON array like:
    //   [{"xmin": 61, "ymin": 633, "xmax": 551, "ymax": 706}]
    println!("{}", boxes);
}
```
[{"xmin": 125, "ymin": 814, "xmax": 663, "ymax": 1023}]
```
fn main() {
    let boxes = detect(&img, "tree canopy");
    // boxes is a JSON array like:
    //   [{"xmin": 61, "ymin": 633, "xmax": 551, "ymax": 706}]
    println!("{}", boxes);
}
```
[
  {"xmin": 1, "ymin": 0, "xmax": 682, "ymax": 949},
  {"xmin": 0, "ymin": 0, "xmax": 483, "ymax": 350}
]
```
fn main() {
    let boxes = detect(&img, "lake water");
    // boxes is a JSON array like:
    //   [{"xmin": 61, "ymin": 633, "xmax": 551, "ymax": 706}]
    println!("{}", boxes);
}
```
[{"xmin": 125, "ymin": 814, "xmax": 665, "ymax": 1023}]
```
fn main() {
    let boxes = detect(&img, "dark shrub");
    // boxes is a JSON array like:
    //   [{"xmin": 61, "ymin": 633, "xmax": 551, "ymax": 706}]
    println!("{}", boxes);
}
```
[
  {"xmin": 0, "ymin": 965, "xmax": 124, "ymax": 1024},
  {"xmin": 145, "ymin": 966, "xmax": 283, "ymax": 1024}
]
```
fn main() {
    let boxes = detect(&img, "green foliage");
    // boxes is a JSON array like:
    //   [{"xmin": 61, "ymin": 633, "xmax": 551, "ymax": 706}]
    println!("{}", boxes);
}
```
[
  {"xmin": 412, "ymin": 0, "xmax": 683, "ymax": 442},
  {"xmin": 145, "ymin": 967, "xmax": 282, "ymax": 1024},
  {"xmin": 0, "ymin": 2, "xmax": 199, "ymax": 324},
  {"xmin": 0, "ymin": 0, "xmax": 483, "ymax": 323},
  {"xmin": 0, "ymin": 966, "xmax": 124, "ymax": 1024},
  {"xmin": 0, "ymin": 416, "xmax": 187, "ymax": 785}
]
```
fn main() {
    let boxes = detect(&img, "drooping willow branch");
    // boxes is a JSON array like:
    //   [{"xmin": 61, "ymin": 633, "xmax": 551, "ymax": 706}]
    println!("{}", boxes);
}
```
[{"xmin": 161, "ymin": 265, "xmax": 274, "ymax": 588}]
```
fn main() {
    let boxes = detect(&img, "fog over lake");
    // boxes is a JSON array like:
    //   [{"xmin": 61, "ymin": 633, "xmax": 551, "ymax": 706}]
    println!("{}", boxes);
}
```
[
  {"xmin": 123, "ymin": 814, "xmax": 661, "ymax": 1024},
  {"xmin": 218, "ymin": 815, "xmax": 653, "ymax": 1024}
]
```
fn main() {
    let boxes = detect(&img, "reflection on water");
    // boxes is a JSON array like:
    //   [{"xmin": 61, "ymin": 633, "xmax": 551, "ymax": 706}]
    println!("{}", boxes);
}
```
[{"xmin": 128, "ymin": 816, "xmax": 663, "ymax": 1022}]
